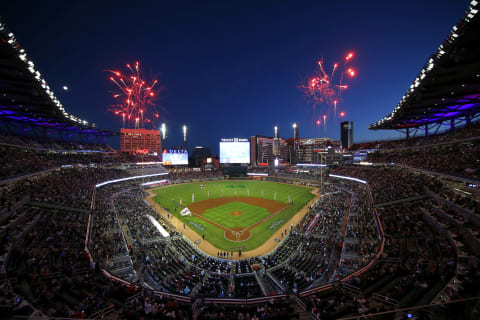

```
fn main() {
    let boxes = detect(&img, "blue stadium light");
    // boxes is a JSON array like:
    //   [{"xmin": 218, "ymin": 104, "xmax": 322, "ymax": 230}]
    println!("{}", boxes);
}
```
[
  {"xmin": 141, "ymin": 179, "xmax": 169, "ymax": 186},
  {"xmin": 95, "ymin": 172, "xmax": 169, "ymax": 188},
  {"xmin": 329, "ymin": 174, "xmax": 367, "ymax": 184},
  {"xmin": 296, "ymin": 163, "xmax": 327, "ymax": 167}
]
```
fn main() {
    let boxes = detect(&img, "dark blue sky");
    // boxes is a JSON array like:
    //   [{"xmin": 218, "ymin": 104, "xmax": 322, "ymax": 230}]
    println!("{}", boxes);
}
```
[{"xmin": 2, "ymin": 0, "xmax": 470, "ymax": 152}]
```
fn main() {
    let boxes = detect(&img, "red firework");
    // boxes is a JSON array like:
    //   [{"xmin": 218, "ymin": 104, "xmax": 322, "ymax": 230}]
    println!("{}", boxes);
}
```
[
  {"xmin": 301, "ymin": 51, "xmax": 356, "ymax": 116},
  {"xmin": 107, "ymin": 61, "xmax": 161, "ymax": 128}
]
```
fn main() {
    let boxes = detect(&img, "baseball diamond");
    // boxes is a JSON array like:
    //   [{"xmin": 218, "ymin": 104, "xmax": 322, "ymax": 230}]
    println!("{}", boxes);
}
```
[{"xmin": 148, "ymin": 180, "xmax": 316, "ymax": 252}]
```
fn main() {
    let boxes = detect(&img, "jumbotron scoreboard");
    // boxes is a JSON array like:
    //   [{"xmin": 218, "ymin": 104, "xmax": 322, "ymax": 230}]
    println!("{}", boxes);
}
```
[{"xmin": 219, "ymin": 138, "xmax": 250, "ymax": 164}]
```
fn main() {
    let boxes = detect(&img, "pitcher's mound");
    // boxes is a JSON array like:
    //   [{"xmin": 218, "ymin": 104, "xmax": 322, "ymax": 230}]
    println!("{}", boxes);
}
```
[{"xmin": 231, "ymin": 211, "xmax": 243, "ymax": 216}]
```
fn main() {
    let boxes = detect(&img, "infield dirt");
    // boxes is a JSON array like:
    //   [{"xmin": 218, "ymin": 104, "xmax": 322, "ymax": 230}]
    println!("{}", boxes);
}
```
[{"xmin": 187, "ymin": 196, "xmax": 288, "ymax": 241}]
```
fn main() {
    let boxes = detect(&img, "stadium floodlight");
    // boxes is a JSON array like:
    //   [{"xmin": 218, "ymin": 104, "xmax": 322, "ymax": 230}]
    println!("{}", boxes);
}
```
[
  {"xmin": 183, "ymin": 124, "xmax": 187, "ymax": 141},
  {"xmin": 161, "ymin": 123, "xmax": 166, "ymax": 140},
  {"xmin": 292, "ymin": 123, "xmax": 297, "ymax": 128}
]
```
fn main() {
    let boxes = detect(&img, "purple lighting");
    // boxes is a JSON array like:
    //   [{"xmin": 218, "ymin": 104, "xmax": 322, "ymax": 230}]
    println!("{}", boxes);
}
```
[
  {"xmin": 464, "ymin": 93, "xmax": 480, "ymax": 99},
  {"xmin": 433, "ymin": 111, "xmax": 459, "ymax": 117},
  {"xmin": 0, "ymin": 109, "xmax": 16, "ymax": 115},
  {"xmin": 442, "ymin": 111, "xmax": 460, "ymax": 117},
  {"xmin": 458, "ymin": 103, "xmax": 475, "ymax": 110},
  {"xmin": 446, "ymin": 105, "xmax": 460, "ymax": 110}
]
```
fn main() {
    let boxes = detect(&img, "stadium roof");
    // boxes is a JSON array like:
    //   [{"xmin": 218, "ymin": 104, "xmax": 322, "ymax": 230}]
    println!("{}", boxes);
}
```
[
  {"xmin": 0, "ymin": 18, "xmax": 115, "ymax": 136},
  {"xmin": 369, "ymin": 0, "xmax": 480, "ymax": 131}
]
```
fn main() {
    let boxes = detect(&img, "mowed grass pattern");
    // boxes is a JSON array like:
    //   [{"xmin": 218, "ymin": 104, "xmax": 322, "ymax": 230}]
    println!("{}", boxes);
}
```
[
  {"xmin": 152, "ymin": 180, "xmax": 314, "ymax": 251},
  {"xmin": 202, "ymin": 202, "xmax": 271, "ymax": 230}
]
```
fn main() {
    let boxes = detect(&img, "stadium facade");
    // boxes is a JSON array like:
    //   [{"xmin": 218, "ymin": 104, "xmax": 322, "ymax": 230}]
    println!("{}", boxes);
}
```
[{"xmin": 120, "ymin": 128, "xmax": 162, "ymax": 154}]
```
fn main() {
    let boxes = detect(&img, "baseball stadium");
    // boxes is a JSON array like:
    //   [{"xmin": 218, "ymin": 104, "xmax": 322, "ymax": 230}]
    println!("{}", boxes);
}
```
[{"xmin": 1, "ymin": 1, "xmax": 480, "ymax": 320}]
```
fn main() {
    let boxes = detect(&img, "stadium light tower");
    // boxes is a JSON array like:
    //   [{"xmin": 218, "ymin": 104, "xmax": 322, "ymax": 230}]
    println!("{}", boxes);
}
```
[
  {"xmin": 293, "ymin": 122, "xmax": 298, "ymax": 140},
  {"xmin": 161, "ymin": 123, "xmax": 167, "ymax": 149},
  {"xmin": 273, "ymin": 125, "xmax": 280, "ymax": 169},
  {"xmin": 292, "ymin": 122, "xmax": 299, "ymax": 164},
  {"xmin": 183, "ymin": 124, "xmax": 187, "ymax": 149}
]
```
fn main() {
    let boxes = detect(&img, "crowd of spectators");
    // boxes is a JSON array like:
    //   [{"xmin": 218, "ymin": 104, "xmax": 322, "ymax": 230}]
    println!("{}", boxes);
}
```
[
  {"xmin": 347, "ymin": 123, "xmax": 480, "ymax": 180},
  {"xmin": 248, "ymin": 166, "xmax": 323, "ymax": 180},
  {"xmin": 270, "ymin": 190, "xmax": 346, "ymax": 292},
  {"xmin": 1, "ymin": 202, "xmax": 139, "ymax": 317},
  {"xmin": 0, "ymin": 167, "xmax": 128, "ymax": 209},
  {"xmin": 0, "ymin": 165, "xmax": 156, "ymax": 317},
  {"xmin": 0, "ymin": 132, "xmax": 114, "ymax": 152},
  {"xmin": 368, "ymin": 141, "xmax": 480, "ymax": 180},
  {"xmin": 331, "ymin": 165, "xmax": 445, "ymax": 204},
  {"xmin": 114, "ymin": 189, "xmax": 165, "ymax": 246},
  {"xmin": 0, "ymin": 136, "xmax": 166, "ymax": 180},
  {"xmin": 119, "ymin": 294, "xmax": 191, "ymax": 319},
  {"xmin": 197, "ymin": 298, "xmax": 298, "ymax": 320},
  {"xmin": 168, "ymin": 168, "xmax": 223, "ymax": 181},
  {"xmin": 350, "ymin": 122, "xmax": 480, "ymax": 151},
  {"xmin": 304, "ymin": 165, "xmax": 479, "ymax": 319}
]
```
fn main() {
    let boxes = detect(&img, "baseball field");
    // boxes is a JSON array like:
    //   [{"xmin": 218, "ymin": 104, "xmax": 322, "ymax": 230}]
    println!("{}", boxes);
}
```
[{"xmin": 151, "ymin": 180, "xmax": 314, "ymax": 251}]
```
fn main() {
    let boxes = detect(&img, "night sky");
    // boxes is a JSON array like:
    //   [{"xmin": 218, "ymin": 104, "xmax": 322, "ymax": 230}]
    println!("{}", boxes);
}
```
[{"xmin": 2, "ymin": 0, "xmax": 470, "ymax": 153}]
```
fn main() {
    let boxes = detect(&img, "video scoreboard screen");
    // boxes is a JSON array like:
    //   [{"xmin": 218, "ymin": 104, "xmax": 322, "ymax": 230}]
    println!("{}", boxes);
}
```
[
  {"xmin": 162, "ymin": 149, "xmax": 188, "ymax": 165},
  {"xmin": 219, "ymin": 138, "xmax": 250, "ymax": 164}
]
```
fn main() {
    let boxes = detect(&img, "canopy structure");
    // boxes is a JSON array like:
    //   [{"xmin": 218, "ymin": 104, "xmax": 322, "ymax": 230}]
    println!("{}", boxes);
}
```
[
  {"xmin": 0, "ymin": 18, "xmax": 116, "ymax": 141},
  {"xmin": 369, "ymin": 1, "xmax": 480, "ymax": 137}
]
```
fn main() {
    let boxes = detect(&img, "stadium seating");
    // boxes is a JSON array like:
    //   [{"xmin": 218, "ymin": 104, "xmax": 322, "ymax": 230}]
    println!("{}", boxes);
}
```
[{"xmin": 0, "ymin": 132, "xmax": 479, "ymax": 319}]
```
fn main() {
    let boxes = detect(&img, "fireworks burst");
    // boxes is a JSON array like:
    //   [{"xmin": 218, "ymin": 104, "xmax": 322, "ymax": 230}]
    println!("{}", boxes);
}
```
[
  {"xmin": 301, "ymin": 51, "xmax": 356, "ymax": 121},
  {"xmin": 106, "ymin": 61, "xmax": 162, "ymax": 129}
]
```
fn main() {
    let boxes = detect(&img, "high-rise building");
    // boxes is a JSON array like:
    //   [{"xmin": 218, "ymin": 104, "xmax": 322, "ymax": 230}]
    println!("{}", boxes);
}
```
[
  {"xmin": 250, "ymin": 135, "xmax": 289, "ymax": 166},
  {"xmin": 273, "ymin": 125, "xmax": 280, "ymax": 164},
  {"xmin": 192, "ymin": 146, "xmax": 211, "ymax": 166},
  {"xmin": 341, "ymin": 121, "xmax": 354, "ymax": 149},
  {"xmin": 286, "ymin": 137, "xmax": 341, "ymax": 164},
  {"xmin": 120, "ymin": 128, "xmax": 162, "ymax": 154}
]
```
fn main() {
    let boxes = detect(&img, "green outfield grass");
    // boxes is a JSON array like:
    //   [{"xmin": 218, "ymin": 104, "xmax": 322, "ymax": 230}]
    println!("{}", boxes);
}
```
[{"xmin": 151, "ymin": 180, "xmax": 314, "ymax": 251}]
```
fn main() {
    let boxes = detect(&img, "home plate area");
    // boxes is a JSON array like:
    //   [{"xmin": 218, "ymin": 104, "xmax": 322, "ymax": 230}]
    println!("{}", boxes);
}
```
[{"xmin": 187, "ymin": 196, "xmax": 288, "ymax": 242}]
